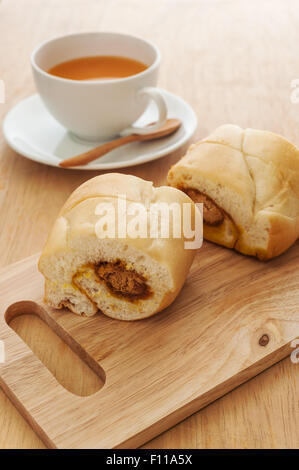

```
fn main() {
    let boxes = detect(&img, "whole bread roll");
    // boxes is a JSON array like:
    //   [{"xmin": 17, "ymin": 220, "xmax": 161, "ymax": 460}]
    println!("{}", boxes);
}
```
[
  {"xmin": 167, "ymin": 124, "xmax": 299, "ymax": 260},
  {"xmin": 38, "ymin": 173, "xmax": 198, "ymax": 320}
]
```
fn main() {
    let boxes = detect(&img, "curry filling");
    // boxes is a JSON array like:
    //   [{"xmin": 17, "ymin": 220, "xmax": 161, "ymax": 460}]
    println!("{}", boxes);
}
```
[
  {"xmin": 96, "ymin": 261, "xmax": 151, "ymax": 300},
  {"xmin": 181, "ymin": 187, "xmax": 224, "ymax": 226}
]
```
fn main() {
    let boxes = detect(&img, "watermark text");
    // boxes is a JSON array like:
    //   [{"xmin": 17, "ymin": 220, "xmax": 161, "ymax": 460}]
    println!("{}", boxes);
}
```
[
  {"xmin": 94, "ymin": 195, "xmax": 203, "ymax": 250},
  {"xmin": 291, "ymin": 339, "xmax": 299, "ymax": 364}
]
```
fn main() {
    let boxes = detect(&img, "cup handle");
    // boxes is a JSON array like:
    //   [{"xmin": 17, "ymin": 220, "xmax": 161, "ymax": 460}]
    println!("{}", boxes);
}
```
[{"xmin": 120, "ymin": 87, "xmax": 167, "ymax": 136}]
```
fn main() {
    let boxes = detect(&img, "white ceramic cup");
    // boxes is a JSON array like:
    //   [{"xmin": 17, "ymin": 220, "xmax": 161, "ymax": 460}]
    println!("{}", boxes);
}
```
[{"xmin": 31, "ymin": 32, "xmax": 167, "ymax": 141}]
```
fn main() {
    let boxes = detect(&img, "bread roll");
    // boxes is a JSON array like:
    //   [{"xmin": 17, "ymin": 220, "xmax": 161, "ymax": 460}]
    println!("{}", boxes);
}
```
[
  {"xmin": 38, "ymin": 173, "xmax": 198, "ymax": 320},
  {"xmin": 167, "ymin": 125, "xmax": 299, "ymax": 260}
]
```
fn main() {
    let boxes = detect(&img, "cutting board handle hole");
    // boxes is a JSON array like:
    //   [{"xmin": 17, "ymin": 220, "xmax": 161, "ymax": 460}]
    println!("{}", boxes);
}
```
[{"xmin": 5, "ymin": 301, "xmax": 105, "ymax": 397}]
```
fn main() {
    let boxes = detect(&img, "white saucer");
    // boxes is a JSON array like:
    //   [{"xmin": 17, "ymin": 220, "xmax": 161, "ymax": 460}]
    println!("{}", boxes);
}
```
[{"xmin": 3, "ymin": 89, "xmax": 197, "ymax": 170}]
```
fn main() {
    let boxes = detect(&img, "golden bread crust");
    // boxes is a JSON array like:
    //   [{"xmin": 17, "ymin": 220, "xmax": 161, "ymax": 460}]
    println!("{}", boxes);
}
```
[
  {"xmin": 39, "ymin": 173, "xmax": 199, "ymax": 319},
  {"xmin": 167, "ymin": 125, "xmax": 299, "ymax": 260}
]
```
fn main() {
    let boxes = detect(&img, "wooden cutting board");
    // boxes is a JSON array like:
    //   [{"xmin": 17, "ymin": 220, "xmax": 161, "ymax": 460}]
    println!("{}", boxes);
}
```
[{"xmin": 0, "ymin": 241, "xmax": 298, "ymax": 449}]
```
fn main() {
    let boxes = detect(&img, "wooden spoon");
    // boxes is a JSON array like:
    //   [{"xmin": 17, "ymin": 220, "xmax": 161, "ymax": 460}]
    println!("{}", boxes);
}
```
[{"xmin": 59, "ymin": 118, "xmax": 182, "ymax": 168}]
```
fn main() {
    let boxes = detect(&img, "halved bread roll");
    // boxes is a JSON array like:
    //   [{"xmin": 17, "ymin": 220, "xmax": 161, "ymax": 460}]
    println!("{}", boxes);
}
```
[
  {"xmin": 167, "ymin": 125, "xmax": 299, "ymax": 260},
  {"xmin": 38, "ymin": 173, "xmax": 198, "ymax": 320}
]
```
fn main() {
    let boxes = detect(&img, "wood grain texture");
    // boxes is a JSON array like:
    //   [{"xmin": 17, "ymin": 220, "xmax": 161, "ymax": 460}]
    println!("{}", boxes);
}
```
[
  {"xmin": 0, "ymin": 0, "xmax": 298, "ymax": 449},
  {"xmin": 0, "ymin": 247, "xmax": 298, "ymax": 448}
]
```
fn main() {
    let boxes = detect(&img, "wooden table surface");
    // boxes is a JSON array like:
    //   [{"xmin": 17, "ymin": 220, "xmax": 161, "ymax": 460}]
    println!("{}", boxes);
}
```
[{"xmin": 0, "ymin": 0, "xmax": 298, "ymax": 449}]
